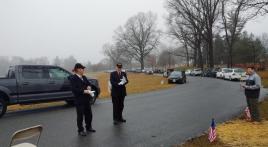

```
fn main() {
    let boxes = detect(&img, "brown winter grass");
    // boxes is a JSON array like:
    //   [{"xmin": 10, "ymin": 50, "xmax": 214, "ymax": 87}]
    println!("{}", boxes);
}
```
[
  {"xmin": 179, "ymin": 100, "xmax": 268, "ymax": 147},
  {"xmin": 95, "ymin": 72, "xmax": 174, "ymax": 98},
  {"xmin": 7, "ymin": 72, "xmax": 174, "ymax": 112},
  {"xmin": 179, "ymin": 70, "xmax": 268, "ymax": 147}
]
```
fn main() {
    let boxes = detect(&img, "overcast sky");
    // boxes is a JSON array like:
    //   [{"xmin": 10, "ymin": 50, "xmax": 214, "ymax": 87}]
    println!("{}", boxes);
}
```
[{"xmin": 0, "ymin": 0, "xmax": 267, "ymax": 64}]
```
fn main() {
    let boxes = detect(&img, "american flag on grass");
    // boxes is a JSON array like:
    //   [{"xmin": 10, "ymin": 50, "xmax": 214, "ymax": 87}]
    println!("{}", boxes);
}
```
[
  {"xmin": 208, "ymin": 118, "xmax": 216, "ymax": 143},
  {"xmin": 245, "ymin": 107, "xmax": 251, "ymax": 121}
]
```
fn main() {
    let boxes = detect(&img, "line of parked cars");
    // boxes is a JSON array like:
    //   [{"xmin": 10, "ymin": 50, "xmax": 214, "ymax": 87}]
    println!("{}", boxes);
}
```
[
  {"xmin": 186, "ymin": 67, "xmax": 247, "ymax": 81},
  {"xmin": 127, "ymin": 68, "xmax": 164, "ymax": 75}
]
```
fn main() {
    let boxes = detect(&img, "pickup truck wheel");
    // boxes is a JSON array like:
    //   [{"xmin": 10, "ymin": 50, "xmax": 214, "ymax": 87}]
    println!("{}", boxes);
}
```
[
  {"xmin": 65, "ymin": 100, "xmax": 75, "ymax": 106},
  {"xmin": 0, "ymin": 99, "xmax": 7, "ymax": 118}
]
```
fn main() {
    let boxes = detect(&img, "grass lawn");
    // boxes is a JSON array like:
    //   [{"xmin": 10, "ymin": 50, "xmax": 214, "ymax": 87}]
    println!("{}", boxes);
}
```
[
  {"xmin": 180, "ymin": 70, "xmax": 268, "ymax": 147},
  {"xmin": 8, "ymin": 72, "xmax": 174, "ymax": 112}
]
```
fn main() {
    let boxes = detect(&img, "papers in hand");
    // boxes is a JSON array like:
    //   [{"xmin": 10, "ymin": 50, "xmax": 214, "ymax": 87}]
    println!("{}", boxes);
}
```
[
  {"xmin": 85, "ymin": 90, "xmax": 95, "ymax": 97},
  {"xmin": 118, "ymin": 76, "xmax": 127, "ymax": 85}
]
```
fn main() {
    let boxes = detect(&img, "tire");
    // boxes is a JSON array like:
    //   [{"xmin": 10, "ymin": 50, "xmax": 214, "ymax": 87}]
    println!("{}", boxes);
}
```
[
  {"xmin": 90, "ymin": 95, "xmax": 97, "ymax": 105},
  {"xmin": 0, "ymin": 98, "xmax": 7, "ymax": 118}
]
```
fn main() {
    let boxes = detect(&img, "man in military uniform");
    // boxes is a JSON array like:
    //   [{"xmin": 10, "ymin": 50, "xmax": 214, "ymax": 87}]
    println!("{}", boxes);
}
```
[
  {"xmin": 110, "ymin": 63, "xmax": 129, "ymax": 125},
  {"xmin": 241, "ymin": 66, "xmax": 262, "ymax": 122},
  {"xmin": 69, "ymin": 63, "xmax": 96, "ymax": 136}
]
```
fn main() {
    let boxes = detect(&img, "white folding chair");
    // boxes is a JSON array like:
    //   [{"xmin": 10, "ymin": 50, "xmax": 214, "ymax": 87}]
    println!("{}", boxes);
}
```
[{"xmin": 9, "ymin": 125, "xmax": 43, "ymax": 147}]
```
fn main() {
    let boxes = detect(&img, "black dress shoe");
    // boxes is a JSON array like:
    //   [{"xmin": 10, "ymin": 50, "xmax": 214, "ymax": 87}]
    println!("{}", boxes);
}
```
[
  {"xmin": 78, "ymin": 131, "xmax": 87, "ymax": 136},
  {"xmin": 113, "ymin": 120, "xmax": 120, "ymax": 125},
  {"xmin": 119, "ymin": 119, "xmax": 126, "ymax": 123},
  {"xmin": 86, "ymin": 128, "xmax": 96, "ymax": 133}
]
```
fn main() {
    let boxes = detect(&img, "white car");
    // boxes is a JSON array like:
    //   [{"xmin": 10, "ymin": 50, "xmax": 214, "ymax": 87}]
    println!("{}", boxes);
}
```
[
  {"xmin": 216, "ymin": 68, "xmax": 229, "ymax": 78},
  {"xmin": 191, "ymin": 68, "xmax": 202, "ymax": 76},
  {"xmin": 185, "ymin": 69, "xmax": 192, "ymax": 75},
  {"xmin": 224, "ymin": 68, "xmax": 247, "ymax": 81}
]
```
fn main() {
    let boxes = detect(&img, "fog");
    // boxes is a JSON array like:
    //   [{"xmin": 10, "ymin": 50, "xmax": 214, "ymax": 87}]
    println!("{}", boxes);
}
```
[
  {"xmin": 0, "ymin": 0, "xmax": 267, "ymax": 70},
  {"xmin": 0, "ymin": 0, "xmax": 166, "ymax": 64}
]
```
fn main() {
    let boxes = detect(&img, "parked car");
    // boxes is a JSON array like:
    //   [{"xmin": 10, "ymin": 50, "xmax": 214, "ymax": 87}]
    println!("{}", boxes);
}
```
[
  {"xmin": 211, "ymin": 68, "xmax": 221, "ymax": 78},
  {"xmin": 163, "ymin": 68, "xmax": 175, "ymax": 78},
  {"xmin": 222, "ymin": 68, "xmax": 233, "ymax": 80},
  {"xmin": 134, "ymin": 69, "xmax": 142, "ymax": 73},
  {"xmin": 191, "ymin": 68, "xmax": 202, "ymax": 76},
  {"xmin": 153, "ymin": 69, "xmax": 164, "ymax": 74},
  {"xmin": 168, "ymin": 71, "xmax": 186, "ymax": 84},
  {"xmin": 223, "ymin": 68, "xmax": 247, "ymax": 81},
  {"xmin": 202, "ymin": 68, "xmax": 220, "ymax": 77},
  {"xmin": 216, "ymin": 68, "xmax": 229, "ymax": 78},
  {"xmin": 144, "ymin": 68, "xmax": 154, "ymax": 75},
  {"xmin": 185, "ymin": 69, "xmax": 192, "ymax": 76},
  {"xmin": 202, "ymin": 68, "xmax": 213, "ymax": 77},
  {"xmin": 0, "ymin": 65, "xmax": 101, "ymax": 118}
]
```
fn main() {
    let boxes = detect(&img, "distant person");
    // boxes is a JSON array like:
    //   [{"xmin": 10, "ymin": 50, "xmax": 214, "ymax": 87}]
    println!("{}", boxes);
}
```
[
  {"xmin": 68, "ymin": 63, "xmax": 96, "ymax": 136},
  {"xmin": 110, "ymin": 63, "xmax": 129, "ymax": 125},
  {"xmin": 241, "ymin": 66, "xmax": 262, "ymax": 122}
]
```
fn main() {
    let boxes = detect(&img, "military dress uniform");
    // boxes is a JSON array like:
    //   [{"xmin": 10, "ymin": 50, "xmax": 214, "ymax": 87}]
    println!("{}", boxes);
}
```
[
  {"xmin": 244, "ymin": 72, "xmax": 262, "ymax": 121},
  {"xmin": 69, "ymin": 73, "xmax": 95, "ymax": 134},
  {"xmin": 110, "ymin": 70, "xmax": 128, "ymax": 123}
]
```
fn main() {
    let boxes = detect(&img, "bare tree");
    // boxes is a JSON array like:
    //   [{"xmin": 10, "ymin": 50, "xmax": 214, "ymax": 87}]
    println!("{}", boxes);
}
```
[
  {"xmin": 103, "ymin": 42, "xmax": 132, "ymax": 68},
  {"xmin": 53, "ymin": 56, "xmax": 62, "ymax": 66},
  {"xmin": 157, "ymin": 50, "xmax": 175, "ymax": 68},
  {"xmin": 166, "ymin": 0, "xmax": 208, "ymax": 68},
  {"xmin": 0, "ymin": 56, "xmax": 10, "ymax": 76},
  {"xmin": 246, "ymin": 1, "xmax": 268, "ymax": 15},
  {"xmin": 260, "ymin": 33, "xmax": 268, "ymax": 52},
  {"xmin": 114, "ymin": 12, "xmax": 161, "ymax": 70},
  {"xmin": 145, "ymin": 54, "xmax": 157, "ymax": 69},
  {"xmin": 221, "ymin": 0, "xmax": 249, "ymax": 67},
  {"xmin": 62, "ymin": 56, "xmax": 77, "ymax": 71},
  {"xmin": 198, "ymin": 0, "xmax": 222, "ymax": 68}
]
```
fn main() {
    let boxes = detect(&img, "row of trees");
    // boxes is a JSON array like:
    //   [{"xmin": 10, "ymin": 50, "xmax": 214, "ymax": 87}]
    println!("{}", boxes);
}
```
[
  {"xmin": 103, "ymin": 1, "xmax": 268, "ymax": 70},
  {"xmin": 0, "ymin": 56, "xmax": 50, "ymax": 76},
  {"xmin": 0, "ymin": 56, "xmax": 101, "ymax": 76},
  {"xmin": 166, "ymin": 0, "xmax": 268, "ymax": 68}
]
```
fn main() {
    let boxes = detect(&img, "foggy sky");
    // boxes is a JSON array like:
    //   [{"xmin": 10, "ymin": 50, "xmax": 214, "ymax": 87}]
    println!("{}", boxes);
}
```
[{"xmin": 0, "ymin": 0, "xmax": 267, "ymax": 64}]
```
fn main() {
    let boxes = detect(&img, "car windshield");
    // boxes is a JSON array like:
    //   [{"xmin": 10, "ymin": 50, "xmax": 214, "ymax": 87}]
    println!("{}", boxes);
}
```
[
  {"xmin": 234, "ymin": 69, "xmax": 245, "ymax": 73},
  {"xmin": 223, "ymin": 69, "xmax": 229, "ymax": 72},
  {"xmin": 226, "ymin": 69, "xmax": 233, "ymax": 73},
  {"xmin": 170, "ymin": 71, "xmax": 182, "ymax": 76}
]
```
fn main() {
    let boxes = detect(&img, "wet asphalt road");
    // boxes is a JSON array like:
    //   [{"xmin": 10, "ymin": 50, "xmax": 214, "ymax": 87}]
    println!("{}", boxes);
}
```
[{"xmin": 0, "ymin": 77, "xmax": 267, "ymax": 147}]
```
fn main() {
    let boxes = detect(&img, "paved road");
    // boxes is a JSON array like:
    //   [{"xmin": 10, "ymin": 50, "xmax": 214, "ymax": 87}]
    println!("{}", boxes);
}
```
[{"xmin": 0, "ymin": 77, "xmax": 267, "ymax": 147}]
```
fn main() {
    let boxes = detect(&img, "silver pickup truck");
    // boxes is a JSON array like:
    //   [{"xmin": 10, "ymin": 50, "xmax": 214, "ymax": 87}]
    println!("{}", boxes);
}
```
[{"xmin": 0, "ymin": 65, "xmax": 100, "ymax": 118}]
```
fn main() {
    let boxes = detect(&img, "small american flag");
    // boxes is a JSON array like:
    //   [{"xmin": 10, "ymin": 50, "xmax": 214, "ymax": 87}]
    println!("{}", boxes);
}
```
[
  {"xmin": 208, "ymin": 119, "xmax": 217, "ymax": 143},
  {"xmin": 245, "ymin": 107, "xmax": 251, "ymax": 121}
]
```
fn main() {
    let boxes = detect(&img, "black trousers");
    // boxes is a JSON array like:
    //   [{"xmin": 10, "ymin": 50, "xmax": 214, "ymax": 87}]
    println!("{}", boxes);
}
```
[
  {"xmin": 75, "ymin": 103, "xmax": 92, "ymax": 132},
  {"xmin": 112, "ymin": 96, "xmax": 125, "ymax": 121}
]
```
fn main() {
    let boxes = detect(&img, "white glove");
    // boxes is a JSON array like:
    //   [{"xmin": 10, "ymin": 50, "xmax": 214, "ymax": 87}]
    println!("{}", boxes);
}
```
[
  {"xmin": 84, "ymin": 90, "xmax": 95, "ymax": 96},
  {"xmin": 84, "ymin": 90, "xmax": 90, "ymax": 94},
  {"xmin": 118, "ymin": 76, "xmax": 127, "ymax": 85},
  {"xmin": 118, "ymin": 81, "xmax": 124, "ymax": 85},
  {"xmin": 89, "ymin": 91, "xmax": 95, "ymax": 97}
]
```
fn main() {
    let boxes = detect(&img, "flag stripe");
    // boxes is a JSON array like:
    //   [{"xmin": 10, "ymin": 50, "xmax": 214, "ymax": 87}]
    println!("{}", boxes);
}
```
[{"xmin": 208, "ymin": 119, "xmax": 217, "ymax": 143}]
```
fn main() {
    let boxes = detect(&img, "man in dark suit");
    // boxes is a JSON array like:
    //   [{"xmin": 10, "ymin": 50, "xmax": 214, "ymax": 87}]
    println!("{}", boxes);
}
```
[
  {"xmin": 68, "ymin": 63, "xmax": 96, "ymax": 136},
  {"xmin": 110, "ymin": 63, "xmax": 129, "ymax": 125}
]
